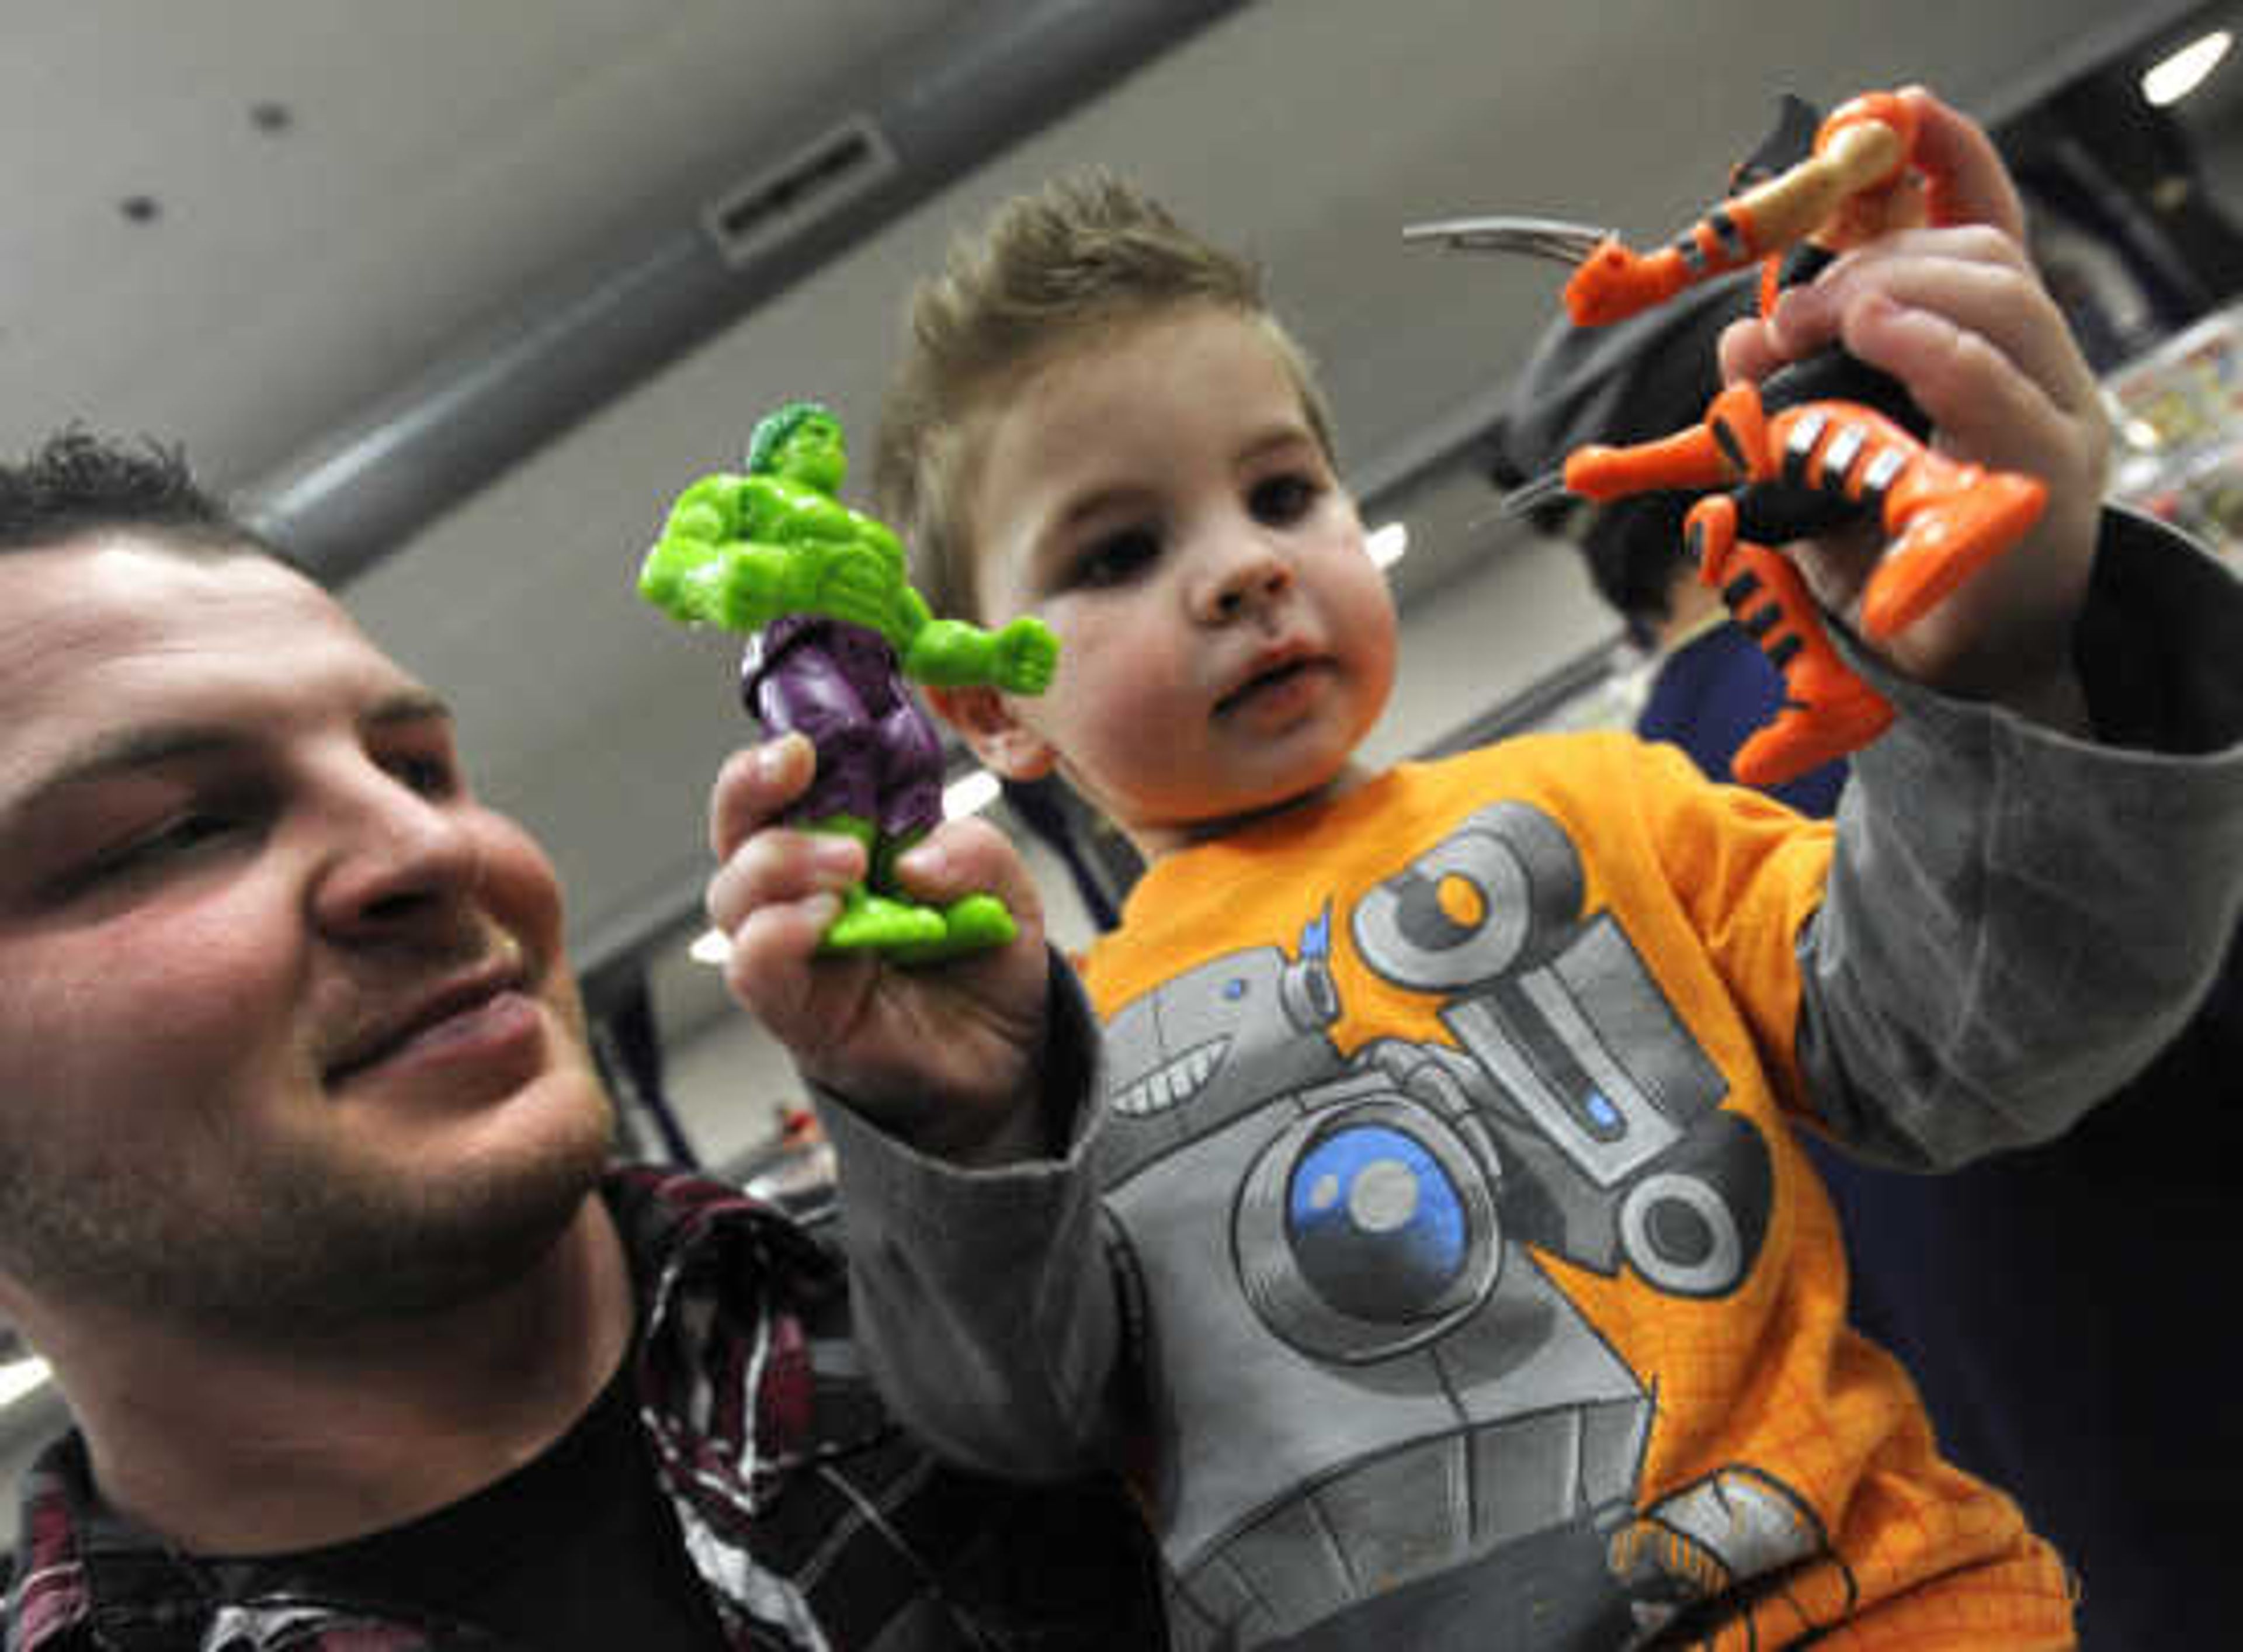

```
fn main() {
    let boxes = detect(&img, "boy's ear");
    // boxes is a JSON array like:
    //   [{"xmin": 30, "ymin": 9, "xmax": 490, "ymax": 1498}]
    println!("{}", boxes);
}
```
[{"xmin": 923, "ymin": 683, "xmax": 1058, "ymax": 781}]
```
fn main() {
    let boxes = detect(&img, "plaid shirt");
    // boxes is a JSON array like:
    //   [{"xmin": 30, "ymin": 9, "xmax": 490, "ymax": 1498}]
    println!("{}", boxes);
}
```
[{"xmin": 3, "ymin": 1168, "xmax": 1163, "ymax": 1651}]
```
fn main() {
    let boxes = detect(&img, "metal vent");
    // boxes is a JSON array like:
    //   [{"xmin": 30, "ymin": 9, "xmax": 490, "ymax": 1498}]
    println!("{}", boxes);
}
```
[
  {"xmin": 242, "ymin": 0, "xmax": 1252, "ymax": 586},
  {"xmin": 701, "ymin": 114, "xmax": 897, "ymax": 269}
]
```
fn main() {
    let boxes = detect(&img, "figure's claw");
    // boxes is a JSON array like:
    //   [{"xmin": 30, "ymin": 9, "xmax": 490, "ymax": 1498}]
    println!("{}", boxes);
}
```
[{"xmin": 1398, "ymin": 214, "xmax": 1616, "ymax": 266}]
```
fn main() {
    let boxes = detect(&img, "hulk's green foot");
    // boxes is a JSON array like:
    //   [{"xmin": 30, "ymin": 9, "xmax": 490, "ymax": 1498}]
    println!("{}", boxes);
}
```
[
  {"xmin": 889, "ymin": 894, "xmax": 1019, "ymax": 968},
  {"xmin": 818, "ymin": 885, "xmax": 947, "ymax": 954}
]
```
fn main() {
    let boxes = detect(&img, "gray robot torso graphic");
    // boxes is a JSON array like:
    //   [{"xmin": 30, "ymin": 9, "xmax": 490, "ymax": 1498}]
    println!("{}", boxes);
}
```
[{"xmin": 1092, "ymin": 801, "xmax": 1836, "ymax": 1648}]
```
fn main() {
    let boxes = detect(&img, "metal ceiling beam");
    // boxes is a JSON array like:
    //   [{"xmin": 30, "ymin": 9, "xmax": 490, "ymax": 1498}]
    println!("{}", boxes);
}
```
[{"xmin": 241, "ymin": 0, "xmax": 1249, "ymax": 585}]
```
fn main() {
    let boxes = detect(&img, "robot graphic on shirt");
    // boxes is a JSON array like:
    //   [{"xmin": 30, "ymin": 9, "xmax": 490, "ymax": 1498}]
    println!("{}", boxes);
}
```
[{"xmin": 1093, "ymin": 799, "xmax": 1855, "ymax": 1647}]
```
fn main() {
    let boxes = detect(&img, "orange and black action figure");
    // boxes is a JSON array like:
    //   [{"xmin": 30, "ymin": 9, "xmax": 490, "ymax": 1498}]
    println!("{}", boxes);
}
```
[{"xmin": 1411, "ymin": 92, "xmax": 2047, "ymax": 786}]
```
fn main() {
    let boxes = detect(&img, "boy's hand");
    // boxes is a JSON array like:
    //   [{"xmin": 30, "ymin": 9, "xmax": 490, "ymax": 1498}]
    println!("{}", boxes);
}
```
[
  {"xmin": 704, "ymin": 733, "xmax": 1054, "ymax": 1164},
  {"xmin": 1720, "ymin": 86, "xmax": 2107, "ymax": 728}
]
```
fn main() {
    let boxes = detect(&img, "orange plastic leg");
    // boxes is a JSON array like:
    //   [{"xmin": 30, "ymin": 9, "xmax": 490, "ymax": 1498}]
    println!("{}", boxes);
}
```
[
  {"xmin": 1686, "ymin": 497, "xmax": 1894, "ymax": 787},
  {"xmin": 1565, "ymin": 241, "xmax": 1699, "ymax": 327},
  {"xmin": 1860, "ymin": 458, "xmax": 2046, "ymax": 640},
  {"xmin": 1567, "ymin": 202, "xmax": 1774, "ymax": 327}
]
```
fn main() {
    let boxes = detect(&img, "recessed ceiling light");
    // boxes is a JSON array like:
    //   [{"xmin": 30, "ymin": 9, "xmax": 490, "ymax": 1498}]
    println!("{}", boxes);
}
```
[
  {"xmin": 2144, "ymin": 29, "xmax": 2233, "ymax": 107},
  {"xmin": 1367, "ymin": 520, "xmax": 1409, "ymax": 568}
]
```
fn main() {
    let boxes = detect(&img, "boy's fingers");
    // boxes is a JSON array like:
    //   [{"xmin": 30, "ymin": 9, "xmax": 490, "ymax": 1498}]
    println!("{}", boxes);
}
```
[
  {"xmin": 894, "ymin": 816, "xmax": 1043, "ymax": 928},
  {"xmin": 1717, "ymin": 315, "xmax": 1785, "ymax": 386},
  {"xmin": 1798, "ymin": 238, "xmax": 2097, "ymax": 415},
  {"xmin": 719, "ymin": 896, "xmax": 858, "ymax": 1042},
  {"xmin": 1898, "ymin": 86, "xmax": 2027, "ymax": 241},
  {"xmin": 1835, "ymin": 292, "xmax": 2074, "ymax": 477},
  {"xmin": 707, "ymin": 822, "xmax": 860, "ymax": 929},
  {"xmin": 709, "ymin": 733, "xmax": 816, "ymax": 859}
]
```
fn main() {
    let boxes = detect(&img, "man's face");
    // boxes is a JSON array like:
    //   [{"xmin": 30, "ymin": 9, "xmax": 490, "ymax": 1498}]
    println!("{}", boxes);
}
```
[{"xmin": 0, "ymin": 539, "xmax": 613, "ymax": 1338}]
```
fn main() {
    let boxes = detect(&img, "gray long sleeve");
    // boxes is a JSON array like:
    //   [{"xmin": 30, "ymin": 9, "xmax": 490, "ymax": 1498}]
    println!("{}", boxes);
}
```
[
  {"xmin": 1801, "ymin": 510, "xmax": 2243, "ymax": 1167},
  {"xmin": 813, "ymin": 957, "xmax": 1129, "ymax": 1477}
]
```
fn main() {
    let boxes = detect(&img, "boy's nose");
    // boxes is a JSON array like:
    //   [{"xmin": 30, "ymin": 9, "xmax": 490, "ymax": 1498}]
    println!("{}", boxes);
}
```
[{"xmin": 1193, "ymin": 536, "xmax": 1293, "ymax": 625}]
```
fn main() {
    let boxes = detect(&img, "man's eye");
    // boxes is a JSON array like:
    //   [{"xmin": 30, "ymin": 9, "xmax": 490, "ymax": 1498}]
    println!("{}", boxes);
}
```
[
  {"xmin": 77, "ymin": 814, "xmax": 241, "ymax": 887},
  {"xmin": 1249, "ymin": 474, "xmax": 1319, "ymax": 526},
  {"xmin": 1071, "ymin": 527, "xmax": 1161, "ymax": 589},
  {"xmin": 388, "ymin": 753, "xmax": 458, "ymax": 799}
]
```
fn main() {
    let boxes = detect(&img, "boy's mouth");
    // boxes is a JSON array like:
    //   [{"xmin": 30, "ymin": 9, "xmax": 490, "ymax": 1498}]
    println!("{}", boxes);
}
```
[{"xmin": 1216, "ymin": 648, "xmax": 1323, "ymax": 717}]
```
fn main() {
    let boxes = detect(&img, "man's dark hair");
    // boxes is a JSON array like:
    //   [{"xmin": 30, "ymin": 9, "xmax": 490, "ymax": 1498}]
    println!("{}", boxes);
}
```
[{"xmin": 0, "ymin": 427, "xmax": 284, "ymax": 563}]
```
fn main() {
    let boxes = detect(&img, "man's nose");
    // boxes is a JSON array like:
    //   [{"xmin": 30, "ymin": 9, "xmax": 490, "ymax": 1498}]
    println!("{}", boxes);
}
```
[{"xmin": 311, "ymin": 772, "xmax": 484, "ymax": 942}]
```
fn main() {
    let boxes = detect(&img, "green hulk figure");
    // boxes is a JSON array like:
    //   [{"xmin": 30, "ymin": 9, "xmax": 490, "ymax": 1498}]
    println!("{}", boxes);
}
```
[{"xmin": 639, "ymin": 401, "xmax": 1058, "ymax": 963}]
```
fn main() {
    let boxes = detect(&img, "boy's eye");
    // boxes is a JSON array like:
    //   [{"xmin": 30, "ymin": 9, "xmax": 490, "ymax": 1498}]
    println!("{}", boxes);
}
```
[
  {"xmin": 1070, "ymin": 526, "xmax": 1162, "ymax": 590},
  {"xmin": 1249, "ymin": 473, "xmax": 1319, "ymax": 526}
]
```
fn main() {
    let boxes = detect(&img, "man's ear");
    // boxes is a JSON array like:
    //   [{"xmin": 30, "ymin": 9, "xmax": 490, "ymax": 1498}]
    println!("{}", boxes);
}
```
[{"xmin": 923, "ymin": 683, "xmax": 1058, "ymax": 780}]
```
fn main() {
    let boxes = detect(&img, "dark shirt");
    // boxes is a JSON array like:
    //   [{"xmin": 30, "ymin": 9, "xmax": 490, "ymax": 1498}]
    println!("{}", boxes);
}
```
[
  {"xmin": 230, "ymin": 1367, "xmax": 727, "ymax": 1650},
  {"xmin": 2, "ymin": 1167, "xmax": 1166, "ymax": 1650}
]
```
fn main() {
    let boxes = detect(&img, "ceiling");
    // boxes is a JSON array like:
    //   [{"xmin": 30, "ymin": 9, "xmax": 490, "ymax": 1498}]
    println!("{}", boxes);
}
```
[{"xmin": 4, "ymin": 0, "xmax": 2213, "ymax": 997}]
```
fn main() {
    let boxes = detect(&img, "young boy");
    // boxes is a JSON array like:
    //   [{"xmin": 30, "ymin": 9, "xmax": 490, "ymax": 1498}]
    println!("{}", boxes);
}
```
[{"xmin": 700, "ymin": 90, "xmax": 2243, "ymax": 1648}]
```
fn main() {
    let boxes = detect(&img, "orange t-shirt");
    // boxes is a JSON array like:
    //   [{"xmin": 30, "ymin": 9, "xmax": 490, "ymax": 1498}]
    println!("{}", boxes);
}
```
[{"xmin": 1078, "ymin": 733, "xmax": 2072, "ymax": 1648}]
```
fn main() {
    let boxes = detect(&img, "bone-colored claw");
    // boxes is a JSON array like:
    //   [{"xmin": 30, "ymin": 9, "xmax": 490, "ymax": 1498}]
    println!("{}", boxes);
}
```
[{"xmin": 1400, "ymin": 214, "xmax": 1617, "ymax": 266}]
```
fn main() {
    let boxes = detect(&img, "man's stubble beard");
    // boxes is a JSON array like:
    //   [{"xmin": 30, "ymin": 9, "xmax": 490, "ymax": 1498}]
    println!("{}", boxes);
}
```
[{"xmin": 0, "ymin": 1078, "xmax": 620, "ymax": 1344}]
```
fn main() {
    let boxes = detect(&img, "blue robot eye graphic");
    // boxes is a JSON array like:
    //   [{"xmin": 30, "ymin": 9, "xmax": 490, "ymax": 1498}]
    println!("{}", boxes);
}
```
[
  {"xmin": 1288, "ymin": 1126, "xmax": 1469, "ymax": 1319},
  {"xmin": 1237, "ymin": 1099, "xmax": 1502, "ymax": 1363}
]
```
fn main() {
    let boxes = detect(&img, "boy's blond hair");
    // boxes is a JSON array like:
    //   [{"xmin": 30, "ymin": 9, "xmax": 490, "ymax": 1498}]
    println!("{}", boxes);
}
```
[{"xmin": 874, "ymin": 170, "xmax": 1337, "ymax": 622}]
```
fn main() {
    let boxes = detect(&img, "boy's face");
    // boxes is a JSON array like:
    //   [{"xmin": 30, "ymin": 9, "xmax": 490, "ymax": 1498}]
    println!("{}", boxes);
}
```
[{"xmin": 944, "ymin": 306, "xmax": 1397, "ymax": 858}]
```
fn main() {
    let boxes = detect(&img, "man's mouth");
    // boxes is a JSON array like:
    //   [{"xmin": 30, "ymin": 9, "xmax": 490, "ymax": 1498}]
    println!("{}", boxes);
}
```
[{"xmin": 324, "ymin": 954, "xmax": 536, "ymax": 1088}]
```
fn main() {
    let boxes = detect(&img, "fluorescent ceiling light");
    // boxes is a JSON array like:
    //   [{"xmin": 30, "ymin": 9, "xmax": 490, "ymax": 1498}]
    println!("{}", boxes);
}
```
[
  {"xmin": 2144, "ymin": 30, "xmax": 2232, "ymax": 106},
  {"xmin": 1367, "ymin": 520, "xmax": 1409, "ymax": 568}
]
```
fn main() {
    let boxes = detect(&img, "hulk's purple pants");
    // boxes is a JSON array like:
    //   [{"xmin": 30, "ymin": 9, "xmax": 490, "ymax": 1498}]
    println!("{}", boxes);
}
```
[{"xmin": 741, "ymin": 614, "xmax": 943, "ymax": 838}]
